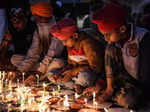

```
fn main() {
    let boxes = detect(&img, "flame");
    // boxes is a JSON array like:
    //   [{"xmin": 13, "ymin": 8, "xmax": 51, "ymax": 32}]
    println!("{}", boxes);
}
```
[
  {"xmin": 84, "ymin": 98, "xmax": 87, "ymax": 104},
  {"xmin": 93, "ymin": 92, "xmax": 96, "ymax": 98},
  {"xmin": 43, "ymin": 83, "xmax": 47, "ymax": 88},
  {"xmin": 130, "ymin": 110, "xmax": 134, "ymax": 112},
  {"xmin": 75, "ymin": 93, "xmax": 80, "ymax": 99}
]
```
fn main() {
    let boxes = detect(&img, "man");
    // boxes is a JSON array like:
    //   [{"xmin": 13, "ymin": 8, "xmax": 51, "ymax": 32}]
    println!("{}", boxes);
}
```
[
  {"xmin": 92, "ymin": 3, "xmax": 150, "ymax": 109},
  {"xmin": 8, "ymin": 8, "xmax": 36, "ymax": 55},
  {"xmin": 11, "ymin": 2, "xmax": 64, "ymax": 81}
]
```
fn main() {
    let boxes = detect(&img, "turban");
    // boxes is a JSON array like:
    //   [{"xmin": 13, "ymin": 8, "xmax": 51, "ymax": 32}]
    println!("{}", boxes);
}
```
[
  {"xmin": 50, "ymin": 18, "xmax": 78, "ymax": 40},
  {"xmin": 31, "ymin": 2, "xmax": 53, "ymax": 18},
  {"xmin": 92, "ymin": 3, "xmax": 127, "ymax": 32}
]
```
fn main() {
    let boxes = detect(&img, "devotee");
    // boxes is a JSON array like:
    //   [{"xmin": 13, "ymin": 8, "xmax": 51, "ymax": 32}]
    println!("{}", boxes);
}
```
[
  {"xmin": 8, "ymin": 8, "xmax": 36, "ymax": 55},
  {"xmin": 49, "ymin": 18, "xmax": 105, "ymax": 93},
  {"xmin": 11, "ymin": 2, "xmax": 64, "ymax": 81},
  {"xmin": 0, "ymin": 1, "xmax": 34, "ymax": 71},
  {"xmin": 90, "ymin": 2, "xmax": 150, "ymax": 109}
]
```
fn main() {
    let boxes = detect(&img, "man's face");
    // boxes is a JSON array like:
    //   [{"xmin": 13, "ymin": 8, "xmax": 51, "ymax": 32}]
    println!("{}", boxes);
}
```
[{"xmin": 11, "ymin": 17, "xmax": 27, "ymax": 31}]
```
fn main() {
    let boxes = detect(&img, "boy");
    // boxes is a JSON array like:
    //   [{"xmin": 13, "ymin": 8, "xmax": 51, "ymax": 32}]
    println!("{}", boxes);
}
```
[
  {"xmin": 49, "ymin": 18, "xmax": 105, "ymax": 92},
  {"xmin": 92, "ymin": 2, "xmax": 150, "ymax": 108}
]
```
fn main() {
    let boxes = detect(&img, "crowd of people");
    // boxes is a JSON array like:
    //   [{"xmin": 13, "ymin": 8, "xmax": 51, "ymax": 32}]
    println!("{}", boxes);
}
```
[{"xmin": 0, "ymin": 0, "xmax": 150, "ymax": 110}]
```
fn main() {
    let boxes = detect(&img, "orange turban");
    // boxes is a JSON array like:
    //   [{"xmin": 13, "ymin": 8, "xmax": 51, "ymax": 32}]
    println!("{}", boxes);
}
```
[{"xmin": 31, "ymin": 2, "xmax": 53, "ymax": 18}]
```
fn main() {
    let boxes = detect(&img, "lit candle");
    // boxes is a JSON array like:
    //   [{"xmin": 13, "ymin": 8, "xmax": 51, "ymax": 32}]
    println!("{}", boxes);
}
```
[
  {"xmin": 8, "ymin": 80, "xmax": 12, "ymax": 91},
  {"xmin": 9, "ymin": 72, "xmax": 12, "ymax": 79},
  {"xmin": 84, "ymin": 98, "xmax": 87, "ymax": 104},
  {"xmin": 93, "ymin": 92, "xmax": 96, "ymax": 98},
  {"xmin": 43, "ymin": 83, "xmax": 46, "ymax": 96},
  {"xmin": 20, "ymin": 103, "xmax": 25, "ymax": 112},
  {"xmin": 2, "ymin": 71, "xmax": 5, "ymax": 81},
  {"xmin": 22, "ymin": 73, "xmax": 25, "ymax": 85},
  {"xmin": 93, "ymin": 101, "xmax": 98, "ymax": 110},
  {"xmin": 0, "ymin": 80, "xmax": 3, "ymax": 93},
  {"xmin": 93, "ymin": 91, "xmax": 96, "ymax": 103},
  {"xmin": 64, "ymin": 95, "xmax": 69, "ymax": 107},
  {"xmin": 17, "ymin": 79, "xmax": 19, "ymax": 88},
  {"xmin": 46, "ymin": 109, "xmax": 50, "ymax": 112},
  {"xmin": 36, "ymin": 74, "xmax": 39, "ymax": 86}
]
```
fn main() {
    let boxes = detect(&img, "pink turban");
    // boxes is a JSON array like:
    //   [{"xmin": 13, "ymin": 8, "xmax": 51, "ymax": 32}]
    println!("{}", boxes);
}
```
[{"xmin": 50, "ymin": 18, "xmax": 78, "ymax": 40}]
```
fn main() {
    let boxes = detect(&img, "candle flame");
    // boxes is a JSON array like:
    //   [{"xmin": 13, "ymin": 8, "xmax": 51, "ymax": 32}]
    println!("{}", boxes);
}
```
[
  {"xmin": 84, "ymin": 98, "xmax": 87, "ymax": 104},
  {"xmin": 93, "ymin": 92, "xmax": 96, "ymax": 98},
  {"xmin": 75, "ymin": 93, "xmax": 80, "ymax": 99},
  {"xmin": 130, "ymin": 110, "xmax": 134, "ymax": 112},
  {"xmin": 43, "ymin": 83, "xmax": 46, "ymax": 88}
]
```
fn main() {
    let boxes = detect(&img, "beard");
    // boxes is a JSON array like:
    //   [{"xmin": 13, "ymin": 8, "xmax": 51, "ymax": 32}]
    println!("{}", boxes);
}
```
[{"xmin": 37, "ymin": 23, "xmax": 52, "ymax": 55}]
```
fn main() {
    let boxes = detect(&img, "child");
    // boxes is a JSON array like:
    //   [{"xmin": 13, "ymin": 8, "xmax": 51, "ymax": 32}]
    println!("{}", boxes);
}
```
[
  {"xmin": 49, "ymin": 18, "xmax": 105, "ymax": 92},
  {"xmin": 92, "ymin": 2, "xmax": 150, "ymax": 109}
]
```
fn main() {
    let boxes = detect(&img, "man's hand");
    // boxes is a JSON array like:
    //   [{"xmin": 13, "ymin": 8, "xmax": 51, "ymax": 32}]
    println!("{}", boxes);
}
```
[
  {"xmin": 96, "ymin": 89, "xmax": 113, "ymax": 103},
  {"xmin": 24, "ymin": 75, "xmax": 37, "ymax": 86},
  {"xmin": 62, "ymin": 73, "xmax": 73, "ymax": 82},
  {"xmin": 61, "ymin": 69, "xmax": 72, "ymax": 82},
  {"xmin": 49, "ymin": 74, "xmax": 62, "ymax": 83},
  {"xmin": 83, "ymin": 86, "xmax": 97, "ymax": 97}
]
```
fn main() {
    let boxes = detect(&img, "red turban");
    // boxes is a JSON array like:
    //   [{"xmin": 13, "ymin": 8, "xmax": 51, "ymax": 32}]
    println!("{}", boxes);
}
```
[
  {"xmin": 92, "ymin": 3, "xmax": 127, "ymax": 32},
  {"xmin": 50, "ymin": 18, "xmax": 78, "ymax": 40},
  {"xmin": 31, "ymin": 2, "xmax": 53, "ymax": 18}
]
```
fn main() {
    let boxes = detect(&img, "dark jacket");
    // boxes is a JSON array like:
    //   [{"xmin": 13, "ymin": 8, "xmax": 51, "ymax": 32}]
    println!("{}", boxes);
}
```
[{"xmin": 9, "ymin": 20, "xmax": 36, "ymax": 55}]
